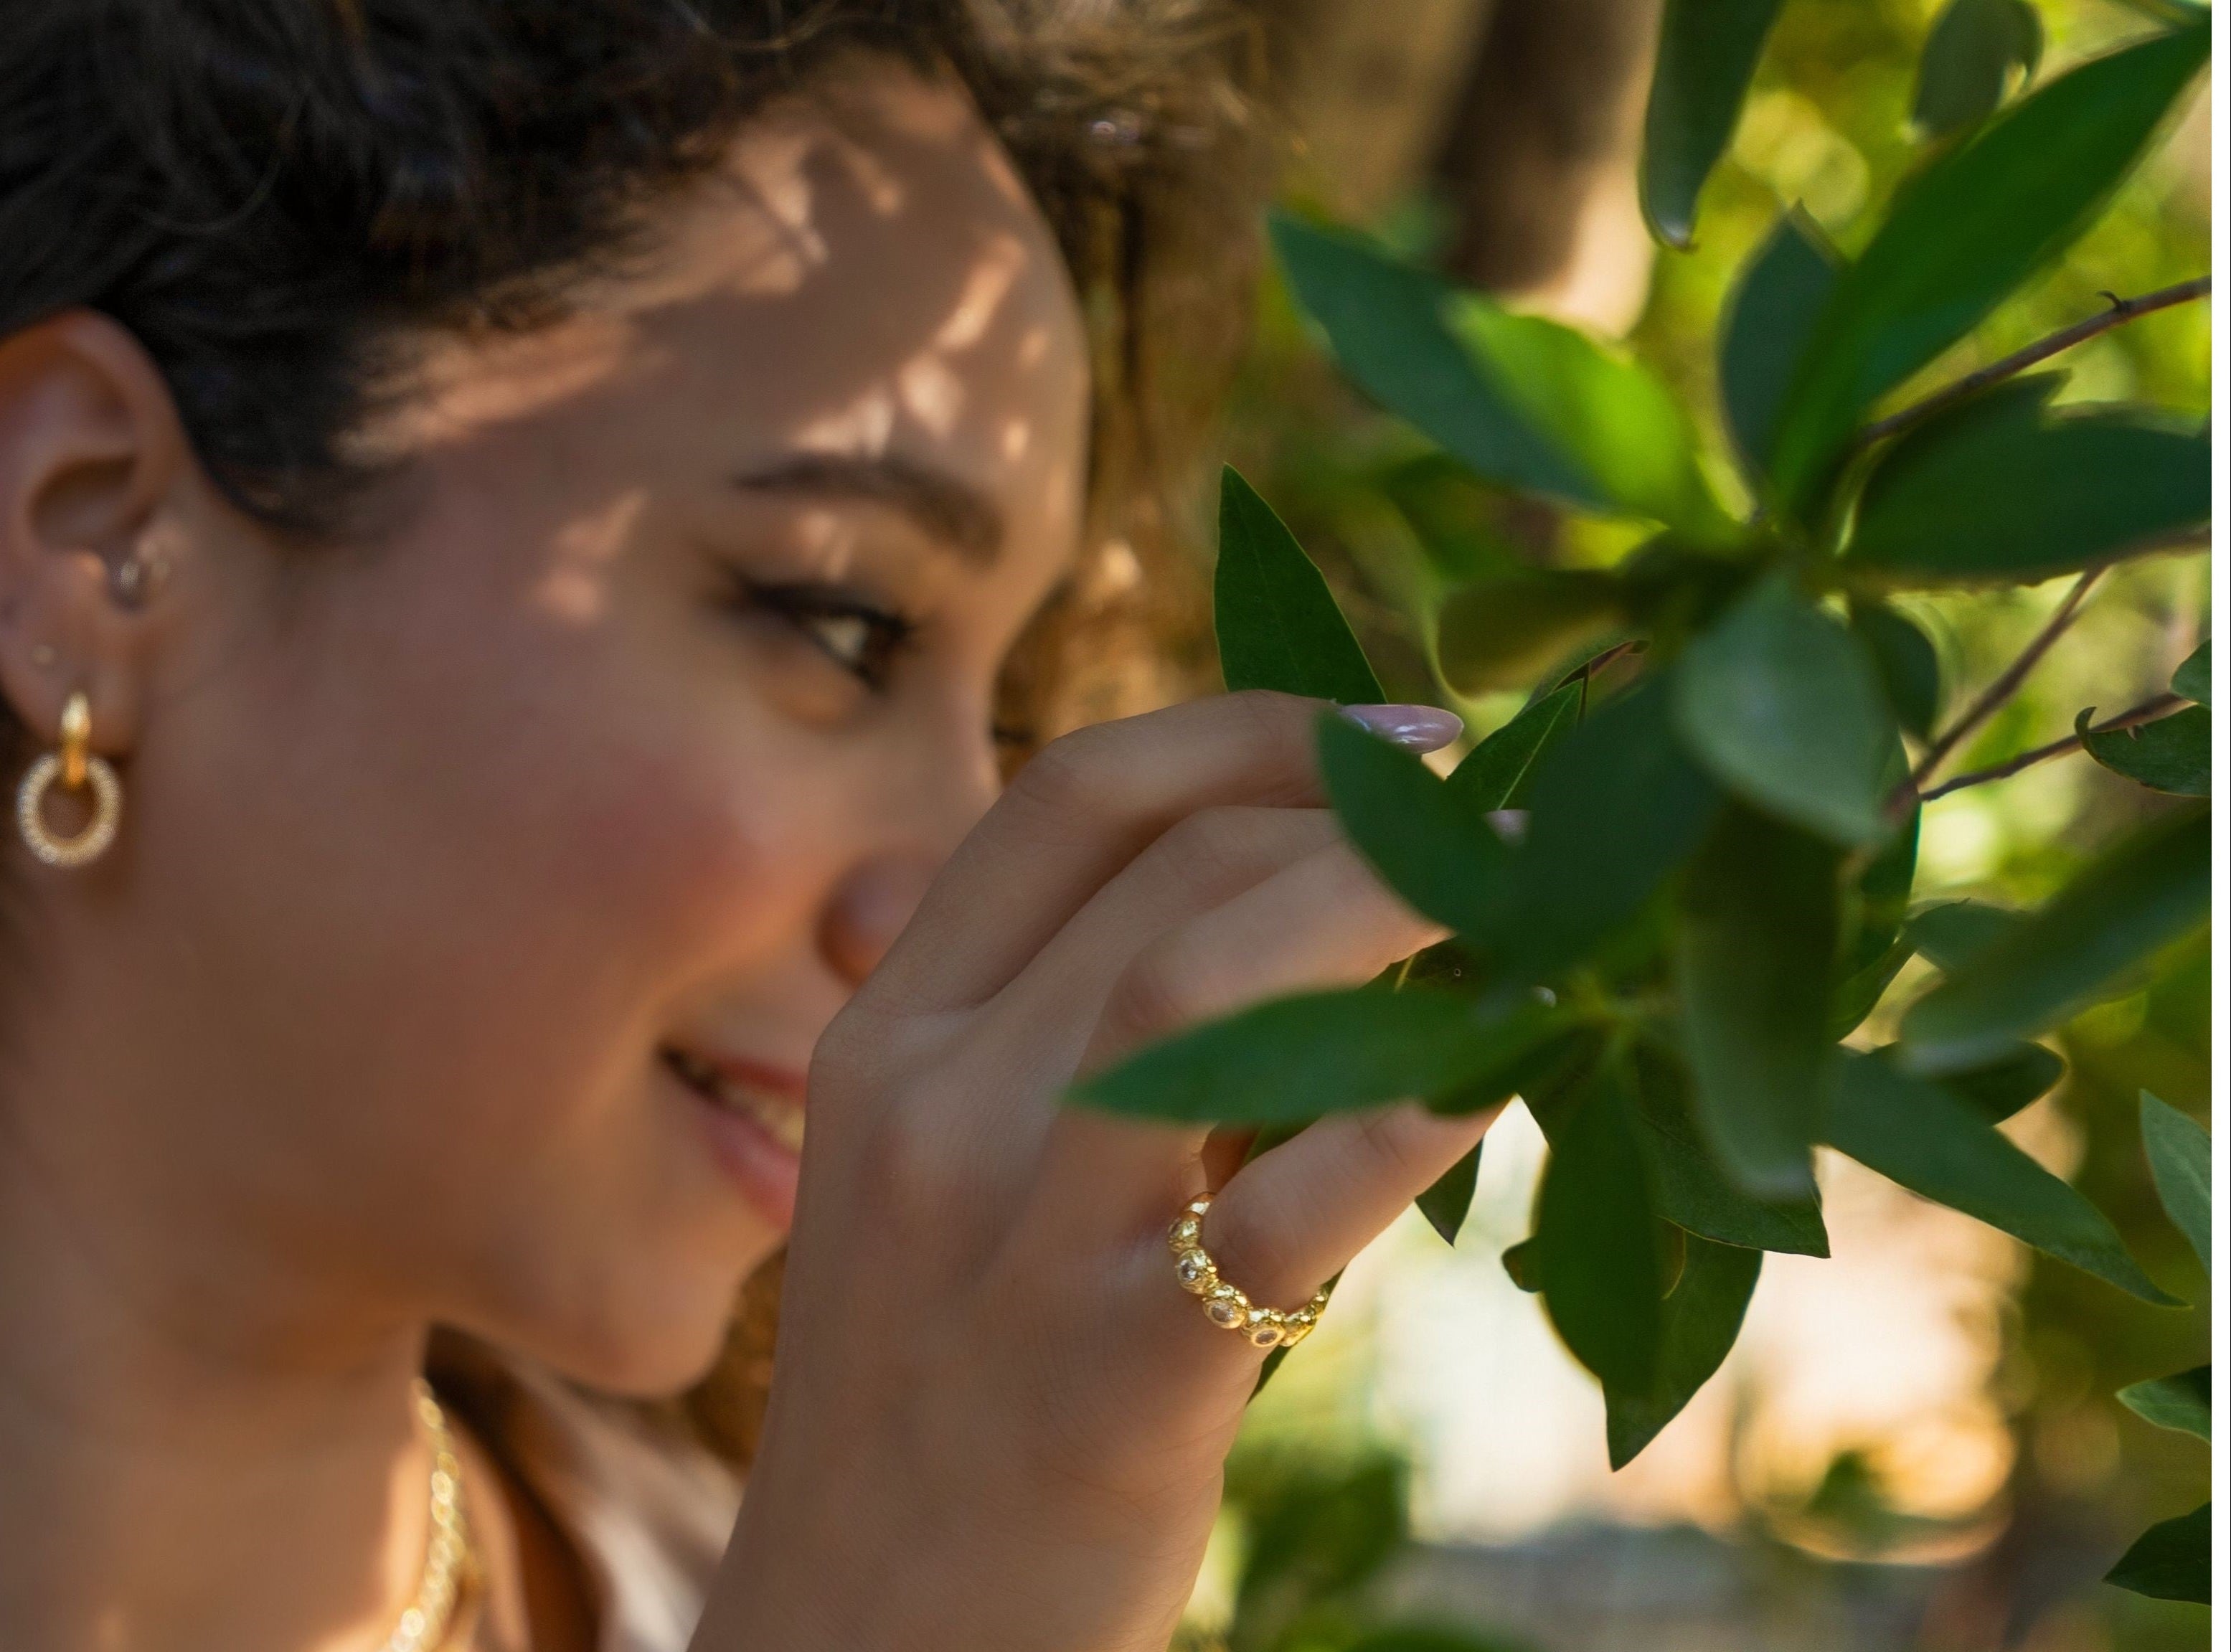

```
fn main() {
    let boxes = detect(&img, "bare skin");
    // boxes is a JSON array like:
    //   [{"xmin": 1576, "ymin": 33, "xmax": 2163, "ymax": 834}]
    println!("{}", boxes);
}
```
[{"xmin": 0, "ymin": 55, "xmax": 1481, "ymax": 1652}]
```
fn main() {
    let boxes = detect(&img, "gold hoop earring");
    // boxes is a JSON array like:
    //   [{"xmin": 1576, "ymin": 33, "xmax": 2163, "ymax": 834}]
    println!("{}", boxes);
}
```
[{"xmin": 16, "ymin": 692, "xmax": 121, "ymax": 869}]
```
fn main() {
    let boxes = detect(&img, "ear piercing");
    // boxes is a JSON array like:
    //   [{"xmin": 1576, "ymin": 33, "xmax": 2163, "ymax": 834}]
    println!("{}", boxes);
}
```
[
  {"xmin": 114, "ymin": 545, "xmax": 169, "ymax": 608},
  {"xmin": 16, "ymin": 690, "xmax": 121, "ymax": 868}
]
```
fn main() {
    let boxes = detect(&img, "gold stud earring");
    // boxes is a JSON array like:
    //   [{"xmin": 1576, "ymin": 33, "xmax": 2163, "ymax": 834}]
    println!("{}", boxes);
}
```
[{"xmin": 16, "ymin": 692, "xmax": 121, "ymax": 868}]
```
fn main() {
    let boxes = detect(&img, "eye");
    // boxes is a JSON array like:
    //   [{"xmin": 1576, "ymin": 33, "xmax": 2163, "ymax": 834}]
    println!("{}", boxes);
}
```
[{"xmin": 736, "ymin": 580, "xmax": 919, "ymax": 689}]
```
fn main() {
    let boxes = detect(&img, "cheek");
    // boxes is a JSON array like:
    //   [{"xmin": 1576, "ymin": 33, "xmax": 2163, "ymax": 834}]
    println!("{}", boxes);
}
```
[{"xmin": 519, "ymin": 727, "xmax": 813, "ymax": 995}]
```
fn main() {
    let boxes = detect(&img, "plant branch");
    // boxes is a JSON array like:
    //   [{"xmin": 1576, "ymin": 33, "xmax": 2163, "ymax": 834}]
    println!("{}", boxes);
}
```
[
  {"xmin": 1919, "ymin": 693, "xmax": 2186, "ymax": 800},
  {"xmin": 1859, "ymin": 277, "xmax": 2211, "ymax": 448},
  {"xmin": 1902, "ymin": 570, "xmax": 2102, "ymax": 798}
]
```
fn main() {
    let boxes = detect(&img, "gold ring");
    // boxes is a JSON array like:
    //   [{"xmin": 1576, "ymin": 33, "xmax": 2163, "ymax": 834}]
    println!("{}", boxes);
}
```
[
  {"xmin": 1167, "ymin": 1192, "xmax": 1329, "ymax": 1351},
  {"xmin": 16, "ymin": 750, "xmax": 122, "ymax": 868}
]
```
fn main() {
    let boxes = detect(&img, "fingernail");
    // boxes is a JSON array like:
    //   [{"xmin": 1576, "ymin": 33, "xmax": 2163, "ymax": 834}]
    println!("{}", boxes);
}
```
[{"xmin": 1338, "ymin": 703, "xmax": 1463, "ymax": 752}]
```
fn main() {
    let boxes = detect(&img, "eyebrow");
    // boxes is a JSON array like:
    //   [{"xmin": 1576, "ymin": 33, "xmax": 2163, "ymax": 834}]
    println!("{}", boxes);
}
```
[{"xmin": 732, "ymin": 452, "xmax": 1005, "ymax": 565}]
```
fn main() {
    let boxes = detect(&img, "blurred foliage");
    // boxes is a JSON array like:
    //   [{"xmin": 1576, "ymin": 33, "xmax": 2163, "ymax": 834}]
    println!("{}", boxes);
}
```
[{"xmin": 1197, "ymin": 1, "xmax": 2209, "ymax": 1647}]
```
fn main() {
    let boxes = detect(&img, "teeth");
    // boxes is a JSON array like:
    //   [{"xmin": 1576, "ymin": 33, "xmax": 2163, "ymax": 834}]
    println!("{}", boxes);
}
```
[{"xmin": 664, "ymin": 1050, "xmax": 807, "ymax": 1153}]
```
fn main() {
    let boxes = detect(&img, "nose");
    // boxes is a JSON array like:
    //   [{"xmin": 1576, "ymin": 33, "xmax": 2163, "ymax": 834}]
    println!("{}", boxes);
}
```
[
  {"xmin": 819, "ymin": 856, "xmax": 940, "ymax": 986},
  {"xmin": 819, "ymin": 708, "xmax": 1001, "ymax": 987}
]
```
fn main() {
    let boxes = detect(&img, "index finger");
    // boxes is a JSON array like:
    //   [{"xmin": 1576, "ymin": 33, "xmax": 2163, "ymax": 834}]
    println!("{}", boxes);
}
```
[{"xmin": 858, "ymin": 692, "xmax": 1330, "ymax": 1014}]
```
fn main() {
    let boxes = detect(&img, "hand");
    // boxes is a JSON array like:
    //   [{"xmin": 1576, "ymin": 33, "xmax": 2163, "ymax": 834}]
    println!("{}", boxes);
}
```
[{"xmin": 693, "ymin": 693, "xmax": 1492, "ymax": 1652}]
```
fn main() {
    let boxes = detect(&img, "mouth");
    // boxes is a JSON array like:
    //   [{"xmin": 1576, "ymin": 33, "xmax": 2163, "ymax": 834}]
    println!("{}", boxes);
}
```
[{"xmin": 660, "ymin": 1045, "xmax": 808, "ymax": 1154}]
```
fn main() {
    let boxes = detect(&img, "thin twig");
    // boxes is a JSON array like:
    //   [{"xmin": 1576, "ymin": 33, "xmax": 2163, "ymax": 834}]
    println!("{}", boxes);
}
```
[
  {"xmin": 1919, "ymin": 693, "xmax": 2186, "ymax": 800},
  {"xmin": 1903, "ymin": 570, "xmax": 2102, "ymax": 797},
  {"xmin": 1859, "ymin": 277, "xmax": 2211, "ymax": 448}
]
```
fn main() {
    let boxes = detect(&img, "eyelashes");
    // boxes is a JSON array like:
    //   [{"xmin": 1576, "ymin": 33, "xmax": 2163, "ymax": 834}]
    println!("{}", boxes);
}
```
[{"xmin": 726, "ymin": 577, "xmax": 921, "ymax": 690}]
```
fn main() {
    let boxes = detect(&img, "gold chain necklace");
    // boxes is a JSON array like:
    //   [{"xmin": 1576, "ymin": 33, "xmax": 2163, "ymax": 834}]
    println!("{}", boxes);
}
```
[{"xmin": 381, "ymin": 1380, "xmax": 479, "ymax": 1652}]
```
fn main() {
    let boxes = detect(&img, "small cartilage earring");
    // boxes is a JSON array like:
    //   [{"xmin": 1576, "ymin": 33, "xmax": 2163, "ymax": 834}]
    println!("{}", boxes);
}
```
[{"xmin": 115, "ymin": 548, "xmax": 166, "ymax": 608}]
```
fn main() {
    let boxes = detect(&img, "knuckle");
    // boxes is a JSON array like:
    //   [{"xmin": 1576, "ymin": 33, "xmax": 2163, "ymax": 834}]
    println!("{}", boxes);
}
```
[
  {"xmin": 849, "ymin": 1091, "xmax": 976, "ymax": 1229},
  {"xmin": 1322, "ymin": 844, "xmax": 1448, "ymax": 948},
  {"xmin": 1006, "ymin": 721, "xmax": 1127, "ymax": 823},
  {"xmin": 1352, "ymin": 1104, "xmax": 1425, "ymax": 1179},
  {"xmin": 1221, "ymin": 686, "xmax": 1321, "ymax": 733},
  {"xmin": 1146, "ymin": 806, "xmax": 1324, "ymax": 901},
  {"xmin": 1222, "ymin": 691, "xmax": 1324, "ymax": 799},
  {"xmin": 1099, "ymin": 943, "xmax": 1216, "ymax": 1050},
  {"xmin": 1204, "ymin": 1192, "xmax": 1310, "ymax": 1304}
]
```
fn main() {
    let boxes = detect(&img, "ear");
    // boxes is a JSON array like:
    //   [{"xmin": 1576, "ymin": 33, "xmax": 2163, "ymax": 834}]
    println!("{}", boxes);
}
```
[{"xmin": 0, "ymin": 310, "xmax": 196, "ymax": 761}]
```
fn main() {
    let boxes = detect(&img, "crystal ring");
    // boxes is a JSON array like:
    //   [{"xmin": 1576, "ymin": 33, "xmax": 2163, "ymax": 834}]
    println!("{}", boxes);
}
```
[{"xmin": 1166, "ymin": 1192, "xmax": 1330, "ymax": 1352}]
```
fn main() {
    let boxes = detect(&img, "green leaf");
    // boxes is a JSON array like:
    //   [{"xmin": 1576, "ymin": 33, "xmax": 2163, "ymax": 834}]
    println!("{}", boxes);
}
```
[
  {"xmin": 1430, "ymin": 1026, "xmax": 1600, "ymax": 1133},
  {"xmin": 1445, "ymin": 296, "xmax": 1726, "ymax": 533},
  {"xmin": 1072, "ymin": 986, "xmax": 1504, "ymax": 1125},
  {"xmin": 2141, "ymin": 1091, "xmax": 2210, "ymax": 1275},
  {"xmin": 1641, "ymin": 0, "xmax": 1788, "ymax": 247},
  {"xmin": 1318, "ymin": 711, "xmax": 1511, "ymax": 940},
  {"xmin": 1673, "ymin": 577, "xmax": 1900, "ymax": 847},
  {"xmin": 1634, "ymin": 1047, "xmax": 1831, "ymax": 1255},
  {"xmin": 1501, "ymin": 1237, "xmax": 1542, "ymax": 1293},
  {"xmin": 1827, "ymin": 1052, "xmax": 2178, "ymax": 1303},
  {"xmin": 1831, "ymin": 939, "xmax": 1915, "ymax": 1042},
  {"xmin": 1446, "ymin": 682, "xmax": 1585, "ymax": 815},
  {"xmin": 1538, "ymin": 1062, "xmax": 1664, "ymax": 1392},
  {"xmin": 2171, "ymin": 638, "xmax": 2211, "ymax": 707},
  {"xmin": 1417, "ymin": 1143, "xmax": 1482, "ymax": 1246},
  {"xmin": 2079, "ymin": 705, "xmax": 2210, "ymax": 796},
  {"xmin": 1215, "ymin": 467, "xmax": 1384, "ymax": 704},
  {"xmin": 1900, "ymin": 806, "xmax": 2209, "ymax": 1070},
  {"xmin": 1933, "ymin": 1042, "xmax": 2065, "ymax": 1123},
  {"xmin": 1348, "ymin": 1628, "xmax": 1542, "ymax": 1652},
  {"xmin": 1849, "ymin": 601, "xmax": 1941, "ymax": 737},
  {"xmin": 2119, "ymin": 1366, "xmax": 2210, "ymax": 1440},
  {"xmin": 1494, "ymin": 676, "xmax": 1722, "ymax": 980},
  {"xmin": 1226, "ymin": 1450, "xmax": 1407, "ymax": 1622},
  {"xmin": 1770, "ymin": 24, "xmax": 2210, "ymax": 510},
  {"xmin": 1605, "ymin": 1237, "xmax": 1763, "ymax": 1468},
  {"xmin": 1270, "ymin": 216, "xmax": 1605, "ymax": 511},
  {"xmin": 1721, "ymin": 209, "xmax": 1844, "ymax": 484},
  {"xmin": 1906, "ymin": 900, "xmax": 2018, "ymax": 970},
  {"xmin": 1438, "ymin": 573, "xmax": 1628, "ymax": 697},
  {"xmin": 1674, "ymin": 806, "xmax": 1840, "ymax": 1200},
  {"xmin": 2105, "ymin": 1504, "xmax": 2211, "ymax": 1603},
  {"xmin": 1834, "ymin": 801, "xmax": 1922, "ymax": 1039},
  {"xmin": 1913, "ymin": 0, "xmax": 2043, "ymax": 138},
  {"xmin": 1844, "ymin": 396, "xmax": 2210, "ymax": 586}
]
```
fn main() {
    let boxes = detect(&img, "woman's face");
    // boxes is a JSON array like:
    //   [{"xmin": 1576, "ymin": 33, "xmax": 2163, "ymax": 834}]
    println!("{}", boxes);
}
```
[{"xmin": 12, "ymin": 60, "xmax": 1088, "ymax": 1392}]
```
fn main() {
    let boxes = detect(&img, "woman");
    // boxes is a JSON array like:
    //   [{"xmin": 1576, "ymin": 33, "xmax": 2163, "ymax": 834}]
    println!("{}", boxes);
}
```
[{"xmin": 0, "ymin": 4, "xmax": 1489, "ymax": 1648}]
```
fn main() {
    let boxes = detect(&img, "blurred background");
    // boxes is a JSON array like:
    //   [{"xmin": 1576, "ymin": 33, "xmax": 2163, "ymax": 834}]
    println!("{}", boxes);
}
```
[{"xmin": 1165, "ymin": 1, "xmax": 2214, "ymax": 1648}]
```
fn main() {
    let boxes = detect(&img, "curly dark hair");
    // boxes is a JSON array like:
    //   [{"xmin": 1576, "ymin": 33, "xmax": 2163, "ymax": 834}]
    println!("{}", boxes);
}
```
[
  {"xmin": 1, "ymin": 0, "xmax": 1262, "ymax": 737},
  {"xmin": 3, "ymin": 0, "xmax": 1267, "ymax": 1459}
]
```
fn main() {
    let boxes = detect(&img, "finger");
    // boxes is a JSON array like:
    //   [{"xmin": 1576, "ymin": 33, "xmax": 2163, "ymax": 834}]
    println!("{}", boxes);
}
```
[
  {"xmin": 1026, "ymin": 840, "xmax": 1446, "ymax": 1240},
  {"xmin": 978, "ymin": 804, "xmax": 1344, "ymax": 1070},
  {"xmin": 819, "ymin": 809, "xmax": 1342, "ymax": 1198},
  {"xmin": 1196, "ymin": 1099, "xmax": 1501, "ymax": 1313},
  {"xmin": 862, "ymin": 695, "xmax": 1458, "ymax": 1015},
  {"xmin": 1077, "ymin": 841, "xmax": 1444, "ymax": 1077}
]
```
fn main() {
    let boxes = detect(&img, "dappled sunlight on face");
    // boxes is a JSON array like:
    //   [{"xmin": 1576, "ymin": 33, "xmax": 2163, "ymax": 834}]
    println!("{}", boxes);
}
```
[
  {"xmin": 379, "ymin": 59, "xmax": 1085, "ymax": 637},
  {"xmin": 133, "ymin": 56, "xmax": 1089, "ymax": 1396},
  {"xmin": 532, "ymin": 491, "xmax": 648, "ymax": 624}
]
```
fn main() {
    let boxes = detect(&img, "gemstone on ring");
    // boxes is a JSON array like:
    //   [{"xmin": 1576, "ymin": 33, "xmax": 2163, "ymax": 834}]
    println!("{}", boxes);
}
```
[
  {"xmin": 1169, "ymin": 1189, "xmax": 1328, "ymax": 1354},
  {"xmin": 1175, "ymin": 1248, "xmax": 1217, "ymax": 1293}
]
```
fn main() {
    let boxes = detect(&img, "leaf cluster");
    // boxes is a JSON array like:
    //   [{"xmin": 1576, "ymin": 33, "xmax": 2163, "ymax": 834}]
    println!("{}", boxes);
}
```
[{"xmin": 1076, "ymin": 5, "xmax": 2212, "ymax": 1496}]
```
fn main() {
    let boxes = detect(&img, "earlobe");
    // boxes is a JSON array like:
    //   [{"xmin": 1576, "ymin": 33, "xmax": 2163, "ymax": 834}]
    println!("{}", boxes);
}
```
[{"xmin": 0, "ymin": 310, "xmax": 194, "ymax": 761}]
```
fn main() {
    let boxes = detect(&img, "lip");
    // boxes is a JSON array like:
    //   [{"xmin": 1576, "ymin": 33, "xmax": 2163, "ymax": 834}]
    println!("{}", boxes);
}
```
[{"xmin": 659, "ymin": 1047, "xmax": 810, "ymax": 1231}]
